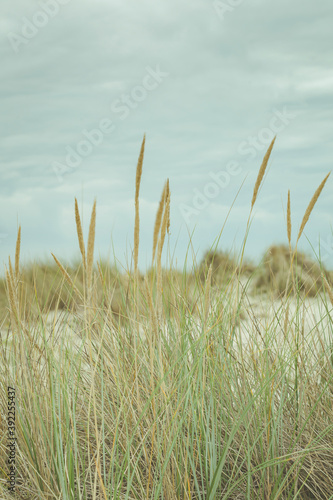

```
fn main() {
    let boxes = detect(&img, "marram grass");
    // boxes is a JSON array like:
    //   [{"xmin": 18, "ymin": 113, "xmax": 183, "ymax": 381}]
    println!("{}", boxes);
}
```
[{"xmin": 1, "ymin": 139, "xmax": 333, "ymax": 499}]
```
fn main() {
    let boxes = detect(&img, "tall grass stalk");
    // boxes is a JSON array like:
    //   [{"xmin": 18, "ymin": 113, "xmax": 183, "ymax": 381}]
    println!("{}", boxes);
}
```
[{"xmin": 1, "ymin": 137, "xmax": 333, "ymax": 499}]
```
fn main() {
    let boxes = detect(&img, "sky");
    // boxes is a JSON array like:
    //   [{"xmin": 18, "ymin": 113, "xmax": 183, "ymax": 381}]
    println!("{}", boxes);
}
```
[{"xmin": 1, "ymin": 0, "xmax": 333, "ymax": 274}]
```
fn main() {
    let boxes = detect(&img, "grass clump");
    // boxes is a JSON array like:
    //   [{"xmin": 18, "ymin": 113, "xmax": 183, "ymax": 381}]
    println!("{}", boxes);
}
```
[
  {"xmin": 1, "ymin": 137, "xmax": 333, "ymax": 499},
  {"xmin": 0, "ymin": 259, "xmax": 137, "ymax": 326},
  {"xmin": 253, "ymin": 245, "xmax": 332, "ymax": 298},
  {"xmin": 199, "ymin": 249, "xmax": 255, "ymax": 287}
]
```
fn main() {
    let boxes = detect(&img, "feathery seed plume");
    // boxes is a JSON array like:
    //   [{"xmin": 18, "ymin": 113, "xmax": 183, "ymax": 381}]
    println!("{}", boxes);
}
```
[
  {"xmin": 15, "ymin": 226, "xmax": 21, "ymax": 280},
  {"xmin": 134, "ymin": 135, "xmax": 146, "ymax": 274},
  {"xmin": 152, "ymin": 180, "xmax": 168, "ymax": 262},
  {"xmin": 296, "ymin": 172, "xmax": 330, "ymax": 243},
  {"xmin": 87, "ymin": 199, "xmax": 97, "ymax": 293},
  {"xmin": 251, "ymin": 136, "xmax": 276, "ymax": 208},
  {"xmin": 75, "ymin": 198, "xmax": 86, "ymax": 269}
]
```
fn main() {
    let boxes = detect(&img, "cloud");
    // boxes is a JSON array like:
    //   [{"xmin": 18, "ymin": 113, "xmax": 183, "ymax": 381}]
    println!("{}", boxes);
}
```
[{"xmin": 0, "ymin": 0, "xmax": 333, "ymax": 272}]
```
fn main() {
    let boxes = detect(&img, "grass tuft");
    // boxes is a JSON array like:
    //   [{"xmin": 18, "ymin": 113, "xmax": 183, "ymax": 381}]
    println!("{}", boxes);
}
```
[{"xmin": 1, "ymin": 137, "xmax": 333, "ymax": 500}]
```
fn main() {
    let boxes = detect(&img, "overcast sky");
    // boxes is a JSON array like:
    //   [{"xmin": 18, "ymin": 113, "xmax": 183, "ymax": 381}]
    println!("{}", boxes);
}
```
[{"xmin": 1, "ymin": 0, "xmax": 333, "ymax": 274}]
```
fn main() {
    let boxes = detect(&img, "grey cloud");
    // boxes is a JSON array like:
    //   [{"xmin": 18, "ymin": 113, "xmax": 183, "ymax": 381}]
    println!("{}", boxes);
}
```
[{"xmin": 0, "ymin": 0, "xmax": 333, "ymax": 272}]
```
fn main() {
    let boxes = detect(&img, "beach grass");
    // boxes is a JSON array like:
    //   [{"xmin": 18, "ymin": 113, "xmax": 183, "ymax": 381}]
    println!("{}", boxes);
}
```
[{"xmin": 1, "ymin": 138, "xmax": 333, "ymax": 499}]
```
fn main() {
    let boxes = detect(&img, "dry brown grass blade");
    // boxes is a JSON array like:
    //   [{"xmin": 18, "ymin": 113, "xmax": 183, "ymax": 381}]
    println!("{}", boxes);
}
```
[
  {"xmin": 296, "ymin": 172, "xmax": 330, "ymax": 244},
  {"xmin": 5, "ymin": 267, "xmax": 20, "ymax": 330},
  {"xmin": 15, "ymin": 226, "xmax": 21, "ymax": 280},
  {"xmin": 152, "ymin": 180, "xmax": 168, "ymax": 263},
  {"xmin": 97, "ymin": 261, "xmax": 104, "ymax": 288},
  {"xmin": 323, "ymin": 275, "xmax": 333, "ymax": 306},
  {"xmin": 144, "ymin": 274, "xmax": 158, "ymax": 419},
  {"xmin": 156, "ymin": 188, "xmax": 170, "ymax": 316},
  {"xmin": 51, "ymin": 253, "xmax": 82, "ymax": 299},
  {"xmin": 87, "ymin": 199, "xmax": 97, "ymax": 294},
  {"xmin": 75, "ymin": 198, "xmax": 86, "ymax": 269},
  {"xmin": 144, "ymin": 275, "xmax": 158, "ymax": 339},
  {"xmin": 204, "ymin": 263, "xmax": 212, "ymax": 325},
  {"xmin": 283, "ymin": 302, "xmax": 290, "ymax": 337},
  {"xmin": 287, "ymin": 190, "xmax": 291, "ymax": 250},
  {"xmin": 158, "ymin": 188, "xmax": 170, "ymax": 262},
  {"xmin": 93, "ymin": 456, "xmax": 108, "ymax": 500},
  {"xmin": 251, "ymin": 136, "xmax": 276, "ymax": 209},
  {"xmin": 8, "ymin": 256, "xmax": 15, "ymax": 291},
  {"xmin": 134, "ymin": 134, "xmax": 146, "ymax": 275}
]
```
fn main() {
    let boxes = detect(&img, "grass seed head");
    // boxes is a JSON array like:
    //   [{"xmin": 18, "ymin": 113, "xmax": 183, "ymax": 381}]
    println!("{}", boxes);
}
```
[
  {"xmin": 134, "ymin": 135, "xmax": 146, "ymax": 274},
  {"xmin": 15, "ymin": 225, "xmax": 21, "ymax": 280},
  {"xmin": 75, "ymin": 198, "xmax": 86, "ymax": 269},
  {"xmin": 87, "ymin": 199, "xmax": 97, "ymax": 293},
  {"xmin": 296, "ymin": 172, "xmax": 330, "ymax": 243},
  {"xmin": 251, "ymin": 136, "xmax": 276, "ymax": 208},
  {"xmin": 153, "ymin": 180, "xmax": 168, "ymax": 263}
]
